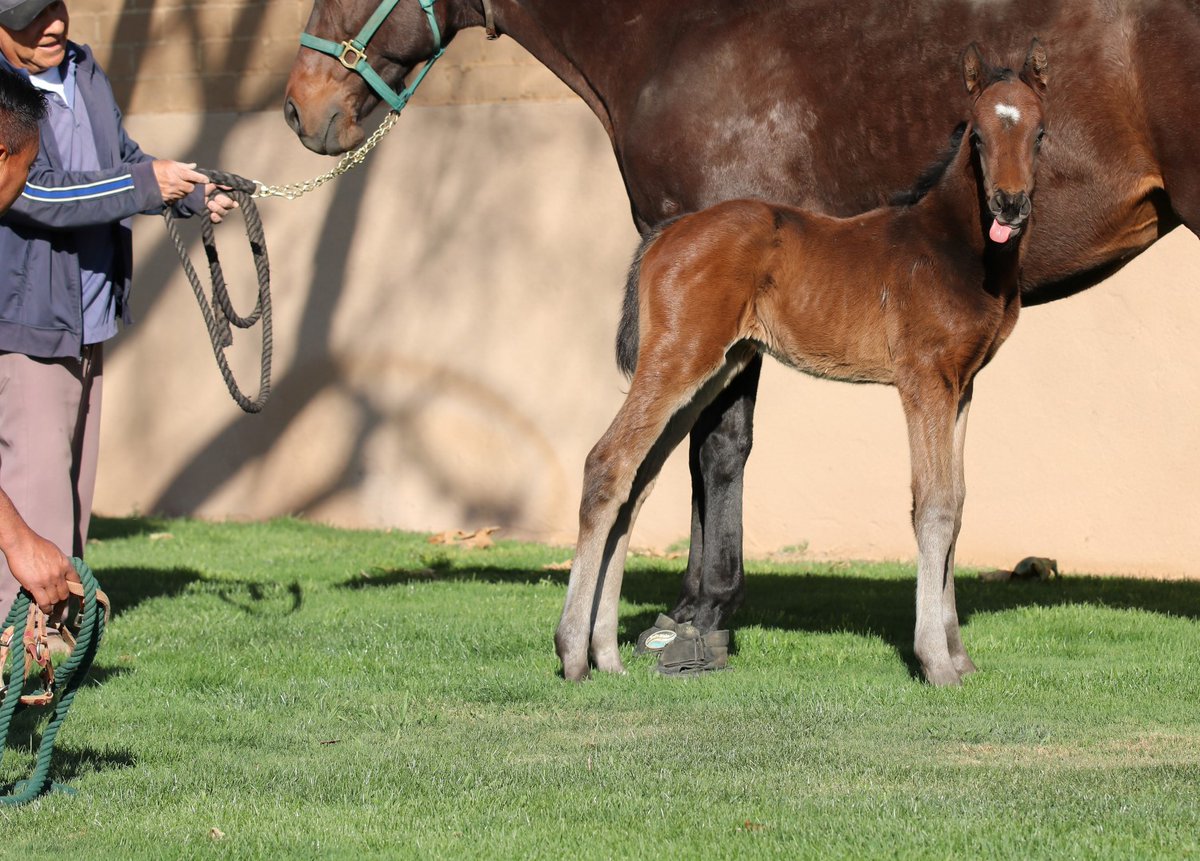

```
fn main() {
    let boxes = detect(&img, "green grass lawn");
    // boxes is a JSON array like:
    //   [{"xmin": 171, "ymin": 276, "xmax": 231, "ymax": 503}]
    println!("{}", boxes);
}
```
[{"xmin": 1, "ymin": 515, "xmax": 1198, "ymax": 859}]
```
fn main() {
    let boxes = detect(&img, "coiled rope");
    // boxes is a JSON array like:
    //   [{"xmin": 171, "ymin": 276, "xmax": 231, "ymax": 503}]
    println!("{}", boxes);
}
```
[
  {"xmin": 162, "ymin": 169, "xmax": 273, "ymax": 414},
  {"xmin": 0, "ymin": 558, "xmax": 107, "ymax": 805}
]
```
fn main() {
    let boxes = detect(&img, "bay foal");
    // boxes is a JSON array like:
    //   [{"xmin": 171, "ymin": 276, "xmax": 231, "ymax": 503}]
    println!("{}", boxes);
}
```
[{"xmin": 556, "ymin": 42, "xmax": 1049, "ymax": 685}]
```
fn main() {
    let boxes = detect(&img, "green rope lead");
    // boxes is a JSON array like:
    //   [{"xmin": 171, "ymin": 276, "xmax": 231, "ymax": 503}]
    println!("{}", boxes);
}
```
[{"xmin": 0, "ymin": 558, "xmax": 106, "ymax": 805}]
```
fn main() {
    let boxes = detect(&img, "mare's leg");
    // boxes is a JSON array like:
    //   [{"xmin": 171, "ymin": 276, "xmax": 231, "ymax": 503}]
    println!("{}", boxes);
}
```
[
  {"xmin": 942, "ymin": 382, "xmax": 976, "ymax": 678},
  {"xmin": 671, "ymin": 356, "xmax": 763, "ymax": 632},
  {"xmin": 899, "ymin": 379, "xmax": 967, "ymax": 687},
  {"xmin": 556, "ymin": 347, "xmax": 756, "ymax": 680}
]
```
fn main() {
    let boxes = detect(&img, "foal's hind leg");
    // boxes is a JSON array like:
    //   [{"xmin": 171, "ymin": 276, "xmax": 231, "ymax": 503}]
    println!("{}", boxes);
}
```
[
  {"xmin": 556, "ymin": 347, "xmax": 756, "ymax": 680},
  {"xmin": 899, "ymin": 378, "xmax": 969, "ymax": 687}
]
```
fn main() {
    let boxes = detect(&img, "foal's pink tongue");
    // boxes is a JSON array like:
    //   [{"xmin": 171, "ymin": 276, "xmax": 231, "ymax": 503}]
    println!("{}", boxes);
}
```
[{"xmin": 989, "ymin": 219, "xmax": 1013, "ymax": 244}]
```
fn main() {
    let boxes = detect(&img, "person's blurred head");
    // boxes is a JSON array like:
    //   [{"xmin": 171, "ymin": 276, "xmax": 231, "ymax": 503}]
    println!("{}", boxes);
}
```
[{"xmin": 0, "ymin": 65, "xmax": 44, "ymax": 213}]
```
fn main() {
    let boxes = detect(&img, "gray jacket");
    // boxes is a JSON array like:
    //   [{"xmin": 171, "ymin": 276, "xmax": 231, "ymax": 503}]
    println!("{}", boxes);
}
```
[{"xmin": 0, "ymin": 42, "xmax": 204, "ymax": 358}]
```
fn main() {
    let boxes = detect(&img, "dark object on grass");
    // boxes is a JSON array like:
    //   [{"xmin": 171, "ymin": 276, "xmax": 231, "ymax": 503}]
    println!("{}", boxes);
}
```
[
  {"xmin": 655, "ymin": 625, "xmax": 730, "ymax": 676},
  {"xmin": 981, "ymin": 556, "xmax": 1060, "ymax": 583}
]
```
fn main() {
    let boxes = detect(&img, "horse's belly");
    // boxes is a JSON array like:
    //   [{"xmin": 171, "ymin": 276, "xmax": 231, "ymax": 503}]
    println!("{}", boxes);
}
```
[
  {"xmin": 1083, "ymin": 196, "xmax": 1162, "ymax": 266},
  {"xmin": 750, "ymin": 283, "xmax": 894, "ymax": 384},
  {"xmin": 1025, "ymin": 179, "xmax": 1165, "ymax": 295},
  {"xmin": 758, "ymin": 338, "xmax": 893, "ymax": 386}
]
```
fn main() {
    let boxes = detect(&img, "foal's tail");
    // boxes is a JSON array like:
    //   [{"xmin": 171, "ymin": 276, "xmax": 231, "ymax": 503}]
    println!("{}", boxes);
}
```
[{"xmin": 616, "ymin": 218, "xmax": 678, "ymax": 378}]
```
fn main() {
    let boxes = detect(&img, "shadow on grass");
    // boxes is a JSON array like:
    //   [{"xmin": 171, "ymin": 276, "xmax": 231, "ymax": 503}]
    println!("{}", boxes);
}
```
[
  {"xmin": 89, "ymin": 514, "xmax": 170, "ymax": 542},
  {"xmin": 211, "ymin": 580, "xmax": 303, "ymax": 616},
  {"xmin": 83, "ymin": 566, "xmax": 303, "ymax": 619},
  {"xmin": 3, "ymin": 710, "xmax": 136, "ymax": 790},
  {"xmin": 50, "ymin": 743, "xmax": 137, "ymax": 781},
  {"xmin": 92, "ymin": 566, "xmax": 202, "ymax": 617},
  {"xmin": 337, "ymin": 560, "xmax": 1200, "ymax": 676}
]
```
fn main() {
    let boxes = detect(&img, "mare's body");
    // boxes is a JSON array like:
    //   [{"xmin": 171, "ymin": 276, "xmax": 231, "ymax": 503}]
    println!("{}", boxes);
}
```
[{"xmin": 285, "ymin": 0, "xmax": 1200, "ymax": 644}]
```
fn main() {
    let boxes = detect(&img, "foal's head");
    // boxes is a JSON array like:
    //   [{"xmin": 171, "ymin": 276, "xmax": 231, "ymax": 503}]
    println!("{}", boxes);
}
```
[{"xmin": 963, "ymin": 40, "xmax": 1048, "ymax": 244}]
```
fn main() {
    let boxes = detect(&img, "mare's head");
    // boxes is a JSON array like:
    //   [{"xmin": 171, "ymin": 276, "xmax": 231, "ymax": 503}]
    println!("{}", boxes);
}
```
[
  {"xmin": 962, "ymin": 40, "xmax": 1048, "ymax": 244},
  {"xmin": 284, "ymin": 0, "xmax": 463, "ymax": 154}
]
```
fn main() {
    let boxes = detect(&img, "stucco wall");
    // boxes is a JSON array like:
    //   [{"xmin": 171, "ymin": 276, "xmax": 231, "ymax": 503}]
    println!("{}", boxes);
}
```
[{"xmin": 62, "ymin": 4, "xmax": 1200, "ymax": 575}]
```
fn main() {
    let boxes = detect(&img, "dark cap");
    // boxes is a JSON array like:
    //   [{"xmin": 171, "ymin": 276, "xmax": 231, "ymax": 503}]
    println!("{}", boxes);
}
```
[{"xmin": 0, "ymin": 0, "xmax": 58, "ymax": 31}]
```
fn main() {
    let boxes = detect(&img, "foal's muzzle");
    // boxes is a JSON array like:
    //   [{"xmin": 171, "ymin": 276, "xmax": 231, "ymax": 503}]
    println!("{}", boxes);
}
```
[{"xmin": 989, "ymin": 190, "xmax": 1032, "ymax": 232}]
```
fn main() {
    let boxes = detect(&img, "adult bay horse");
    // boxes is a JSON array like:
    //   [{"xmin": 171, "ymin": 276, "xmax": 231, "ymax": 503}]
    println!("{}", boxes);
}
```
[
  {"xmin": 284, "ymin": 0, "xmax": 1200, "ymax": 683},
  {"xmin": 558, "ymin": 42, "xmax": 1047, "ymax": 684}
]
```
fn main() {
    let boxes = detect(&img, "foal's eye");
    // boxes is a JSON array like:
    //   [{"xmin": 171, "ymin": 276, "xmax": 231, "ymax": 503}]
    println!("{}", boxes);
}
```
[{"xmin": 1035, "ymin": 127, "xmax": 1046, "ymax": 149}]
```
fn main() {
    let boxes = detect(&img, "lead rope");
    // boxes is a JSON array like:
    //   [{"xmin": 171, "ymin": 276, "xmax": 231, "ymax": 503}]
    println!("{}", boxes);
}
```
[
  {"xmin": 0, "ymin": 559, "xmax": 108, "ymax": 805},
  {"xmin": 162, "ymin": 169, "xmax": 273, "ymax": 413}
]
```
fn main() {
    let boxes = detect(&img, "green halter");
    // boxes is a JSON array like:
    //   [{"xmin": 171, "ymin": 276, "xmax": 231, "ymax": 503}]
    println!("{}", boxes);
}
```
[{"xmin": 299, "ymin": 0, "xmax": 444, "ymax": 112}]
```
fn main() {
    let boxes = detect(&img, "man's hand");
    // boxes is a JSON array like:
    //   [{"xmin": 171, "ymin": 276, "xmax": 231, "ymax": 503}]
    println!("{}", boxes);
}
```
[
  {"xmin": 206, "ymin": 188, "xmax": 239, "ymax": 224},
  {"xmin": 7, "ymin": 530, "xmax": 74, "ymax": 614},
  {"xmin": 152, "ymin": 159, "xmax": 208, "ymax": 203}
]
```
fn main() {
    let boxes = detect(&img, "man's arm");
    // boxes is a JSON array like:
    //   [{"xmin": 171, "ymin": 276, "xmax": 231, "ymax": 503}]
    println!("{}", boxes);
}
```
[{"xmin": 0, "ymin": 488, "xmax": 73, "ymax": 613}]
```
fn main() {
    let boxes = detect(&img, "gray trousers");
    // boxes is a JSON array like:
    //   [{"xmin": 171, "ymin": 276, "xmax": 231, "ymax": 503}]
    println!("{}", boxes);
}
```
[{"xmin": 0, "ymin": 345, "xmax": 103, "ymax": 619}]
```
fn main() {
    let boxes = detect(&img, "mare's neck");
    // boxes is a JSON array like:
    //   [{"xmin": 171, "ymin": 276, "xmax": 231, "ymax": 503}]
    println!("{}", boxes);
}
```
[{"xmin": 465, "ymin": 0, "xmax": 641, "ymax": 136}]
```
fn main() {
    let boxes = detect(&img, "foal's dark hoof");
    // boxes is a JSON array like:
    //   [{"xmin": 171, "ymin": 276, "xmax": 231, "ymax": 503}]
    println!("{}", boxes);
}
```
[
  {"xmin": 634, "ymin": 613, "xmax": 681, "ymax": 655},
  {"xmin": 654, "ymin": 625, "xmax": 731, "ymax": 676}
]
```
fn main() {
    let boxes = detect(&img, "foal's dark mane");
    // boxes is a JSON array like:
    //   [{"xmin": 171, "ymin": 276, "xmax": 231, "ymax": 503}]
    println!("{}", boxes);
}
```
[{"xmin": 888, "ymin": 123, "xmax": 967, "ymax": 207}]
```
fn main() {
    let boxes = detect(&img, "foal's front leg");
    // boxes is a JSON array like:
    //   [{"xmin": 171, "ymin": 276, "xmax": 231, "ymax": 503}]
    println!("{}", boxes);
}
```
[
  {"xmin": 942, "ymin": 381, "xmax": 976, "ymax": 677},
  {"xmin": 900, "ymin": 380, "xmax": 968, "ymax": 687}
]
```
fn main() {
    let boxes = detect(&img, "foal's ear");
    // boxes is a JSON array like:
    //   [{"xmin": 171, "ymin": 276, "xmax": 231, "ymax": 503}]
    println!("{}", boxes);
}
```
[
  {"xmin": 962, "ymin": 43, "xmax": 987, "ymax": 95},
  {"xmin": 1022, "ymin": 38, "xmax": 1049, "ymax": 92}
]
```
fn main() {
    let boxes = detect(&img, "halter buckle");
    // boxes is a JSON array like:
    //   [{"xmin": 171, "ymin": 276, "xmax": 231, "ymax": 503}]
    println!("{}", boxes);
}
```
[{"xmin": 338, "ymin": 40, "xmax": 367, "ymax": 70}]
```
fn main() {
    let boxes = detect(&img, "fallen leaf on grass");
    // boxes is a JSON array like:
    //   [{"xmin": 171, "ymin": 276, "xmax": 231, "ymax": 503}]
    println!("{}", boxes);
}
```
[
  {"xmin": 427, "ymin": 527, "xmax": 500, "ymax": 549},
  {"xmin": 740, "ymin": 820, "xmax": 767, "ymax": 832},
  {"xmin": 148, "ymin": 532, "xmax": 174, "ymax": 541},
  {"xmin": 209, "ymin": 828, "xmax": 225, "ymax": 841},
  {"xmin": 542, "ymin": 560, "xmax": 572, "ymax": 571}
]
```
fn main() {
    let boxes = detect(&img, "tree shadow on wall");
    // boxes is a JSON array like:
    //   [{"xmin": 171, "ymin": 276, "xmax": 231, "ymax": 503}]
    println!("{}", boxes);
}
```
[{"xmin": 105, "ymin": 1, "xmax": 570, "ymax": 528}]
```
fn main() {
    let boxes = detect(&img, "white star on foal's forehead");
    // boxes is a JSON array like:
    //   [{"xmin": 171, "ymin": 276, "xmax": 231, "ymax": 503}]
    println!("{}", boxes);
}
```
[{"xmin": 994, "ymin": 103, "xmax": 1021, "ymax": 124}]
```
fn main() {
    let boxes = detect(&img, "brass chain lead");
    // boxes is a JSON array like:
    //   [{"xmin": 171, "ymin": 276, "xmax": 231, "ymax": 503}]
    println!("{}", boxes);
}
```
[{"xmin": 250, "ymin": 110, "xmax": 402, "ymax": 200}]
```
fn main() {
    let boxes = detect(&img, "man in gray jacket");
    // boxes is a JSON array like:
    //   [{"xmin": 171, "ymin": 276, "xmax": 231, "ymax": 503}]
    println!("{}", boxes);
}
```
[
  {"xmin": 0, "ymin": 0, "xmax": 236, "ymax": 618},
  {"xmin": 0, "ymin": 63, "xmax": 79, "ymax": 616}
]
